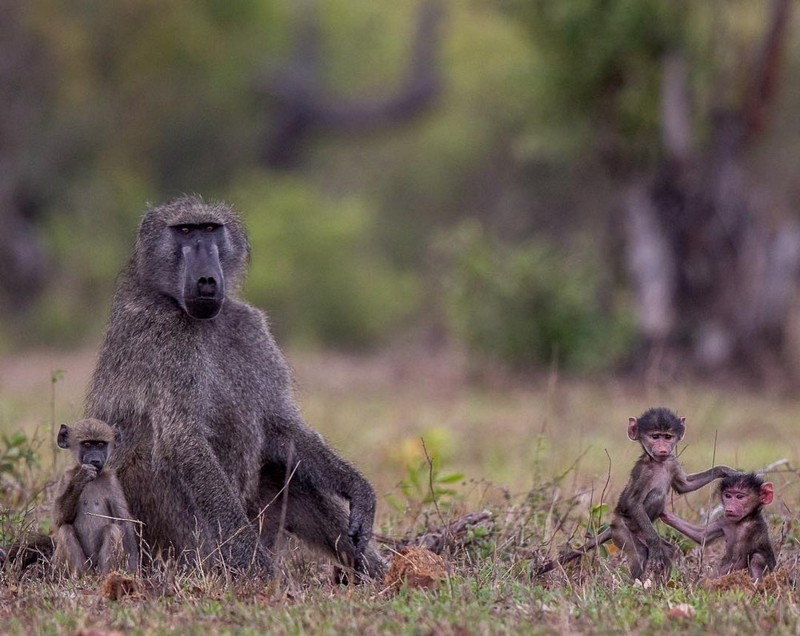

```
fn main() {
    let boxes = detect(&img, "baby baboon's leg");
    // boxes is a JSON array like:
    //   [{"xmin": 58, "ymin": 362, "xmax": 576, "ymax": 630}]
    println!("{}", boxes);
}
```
[
  {"xmin": 54, "ymin": 525, "xmax": 88, "ymax": 576},
  {"xmin": 612, "ymin": 522, "xmax": 649, "ymax": 581},
  {"xmin": 97, "ymin": 524, "xmax": 125, "ymax": 575}
]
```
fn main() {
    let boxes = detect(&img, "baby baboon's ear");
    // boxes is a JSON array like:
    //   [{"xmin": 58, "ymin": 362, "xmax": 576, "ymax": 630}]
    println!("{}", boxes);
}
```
[
  {"xmin": 760, "ymin": 482, "xmax": 774, "ymax": 506},
  {"xmin": 627, "ymin": 417, "xmax": 639, "ymax": 441},
  {"xmin": 57, "ymin": 424, "xmax": 70, "ymax": 449}
]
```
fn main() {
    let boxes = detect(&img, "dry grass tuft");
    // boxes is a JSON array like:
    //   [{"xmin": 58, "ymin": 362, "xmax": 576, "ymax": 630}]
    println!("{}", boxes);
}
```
[
  {"xmin": 701, "ymin": 569, "xmax": 754, "ymax": 592},
  {"xmin": 98, "ymin": 571, "xmax": 141, "ymax": 601},
  {"xmin": 758, "ymin": 567, "xmax": 797, "ymax": 595}
]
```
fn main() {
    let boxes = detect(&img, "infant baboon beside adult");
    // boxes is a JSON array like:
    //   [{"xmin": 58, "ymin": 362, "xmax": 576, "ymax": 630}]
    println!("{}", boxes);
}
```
[
  {"xmin": 53, "ymin": 418, "xmax": 139, "ymax": 576},
  {"xmin": 86, "ymin": 195, "xmax": 384, "ymax": 579}
]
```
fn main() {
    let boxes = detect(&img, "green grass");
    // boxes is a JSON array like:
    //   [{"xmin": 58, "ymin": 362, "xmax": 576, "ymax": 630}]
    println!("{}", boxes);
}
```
[{"xmin": 0, "ymin": 347, "xmax": 799, "ymax": 634}]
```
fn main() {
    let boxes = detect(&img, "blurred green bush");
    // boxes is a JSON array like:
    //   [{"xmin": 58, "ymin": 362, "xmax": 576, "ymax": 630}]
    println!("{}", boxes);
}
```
[
  {"xmin": 233, "ymin": 173, "xmax": 421, "ymax": 349},
  {"xmin": 438, "ymin": 221, "xmax": 634, "ymax": 371}
]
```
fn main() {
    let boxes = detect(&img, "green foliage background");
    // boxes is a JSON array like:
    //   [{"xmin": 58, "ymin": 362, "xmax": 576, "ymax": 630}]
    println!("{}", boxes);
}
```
[{"xmin": 5, "ymin": 0, "xmax": 799, "ymax": 369}]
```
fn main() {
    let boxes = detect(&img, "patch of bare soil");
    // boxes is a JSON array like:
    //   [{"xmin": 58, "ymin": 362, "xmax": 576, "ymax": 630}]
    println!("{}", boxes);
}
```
[{"xmin": 0, "ymin": 348, "xmax": 97, "ymax": 396}]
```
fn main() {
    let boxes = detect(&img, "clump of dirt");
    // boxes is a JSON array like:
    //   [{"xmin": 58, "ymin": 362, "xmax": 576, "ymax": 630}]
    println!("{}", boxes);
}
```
[
  {"xmin": 701, "ymin": 569, "xmax": 753, "ymax": 592},
  {"xmin": 701, "ymin": 568, "xmax": 795, "ymax": 594},
  {"xmin": 384, "ymin": 546, "xmax": 448, "ymax": 593},
  {"xmin": 99, "ymin": 572, "xmax": 141, "ymax": 601}
]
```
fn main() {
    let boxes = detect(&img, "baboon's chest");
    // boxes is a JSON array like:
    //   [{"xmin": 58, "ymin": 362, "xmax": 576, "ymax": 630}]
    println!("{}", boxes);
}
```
[
  {"xmin": 190, "ymin": 333, "xmax": 272, "ymax": 494},
  {"xmin": 642, "ymin": 465, "xmax": 672, "ymax": 519},
  {"xmin": 73, "ymin": 479, "xmax": 113, "ymax": 553},
  {"xmin": 202, "ymin": 384, "xmax": 265, "ymax": 494},
  {"xmin": 77, "ymin": 480, "xmax": 112, "ymax": 517}
]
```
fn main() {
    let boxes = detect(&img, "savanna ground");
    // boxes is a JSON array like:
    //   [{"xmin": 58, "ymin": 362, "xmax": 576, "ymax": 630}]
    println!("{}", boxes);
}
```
[{"xmin": 1, "ymin": 346, "xmax": 799, "ymax": 634}]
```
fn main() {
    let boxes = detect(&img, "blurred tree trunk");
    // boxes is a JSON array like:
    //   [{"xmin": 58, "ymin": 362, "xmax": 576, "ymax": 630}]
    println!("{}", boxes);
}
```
[
  {"xmin": 625, "ymin": 0, "xmax": 797, "ymax": 379},
  {"xmin": 0, "ymin": 0, "xmax": 51, "ymax": 311}
]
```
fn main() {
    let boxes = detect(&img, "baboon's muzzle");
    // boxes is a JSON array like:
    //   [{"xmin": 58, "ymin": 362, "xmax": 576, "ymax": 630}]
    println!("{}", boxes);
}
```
[{"xmin": 182, "ymin": 238, "xmax": 225, "ymax": 320}]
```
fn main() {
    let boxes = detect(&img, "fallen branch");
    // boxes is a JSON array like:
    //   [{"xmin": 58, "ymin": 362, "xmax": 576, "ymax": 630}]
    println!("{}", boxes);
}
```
[{"xmin": 374, "ymin": 510, "xmax": 492, "ymax": 554}]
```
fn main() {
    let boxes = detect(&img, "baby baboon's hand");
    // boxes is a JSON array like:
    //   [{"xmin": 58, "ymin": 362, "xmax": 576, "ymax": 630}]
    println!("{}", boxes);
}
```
[
  {"xmin": 77, "ymin": 464, "xmax": 98, "ymax": 484},
  {"xmin": 660, "ymin": 510, "xmax": 677, "ymax": 524},
  {"xmin": 650, "ymin": 541, "xmax": 675, "ymax": 576},
  {"xmin": 721, "ymin": 466, "xmax": 742, "ymax": 479}
]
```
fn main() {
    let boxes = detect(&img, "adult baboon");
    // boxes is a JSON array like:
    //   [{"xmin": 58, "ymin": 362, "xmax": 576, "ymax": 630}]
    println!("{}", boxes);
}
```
[
  {"xmin": 53, "ymin": 418, "xmax": 139, "ymax": 576},
  {"xmin": 86, "ymin": 195, "xmax": 384, "ymax": 578}
]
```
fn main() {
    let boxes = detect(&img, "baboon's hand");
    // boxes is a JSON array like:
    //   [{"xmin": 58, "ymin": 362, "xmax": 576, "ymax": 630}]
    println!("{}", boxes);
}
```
[
  {"xmin": 77, "ymin": 464, "xmax": 98, "ymax": 485},
  {"xmin": 347, "ymin": 482, "xmax": 377, "ymax": 562},
  {"xmin": 229, "ymin": 534, "xmax": 274, "ymax": 579},
  {"xmin": 650, "ymin": 541, "xmax": 675, "ymax": 576},
  {"xmin": 721, "ymin": 466, "xmax": 742, "ymax": 479}
]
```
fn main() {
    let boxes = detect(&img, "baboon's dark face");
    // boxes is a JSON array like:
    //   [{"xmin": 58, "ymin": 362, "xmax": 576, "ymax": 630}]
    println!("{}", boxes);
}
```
[
  {"xmin": 57, "ymin": 422, "xmax": 113, "ymax": 473},
  {"xmin": 77, "ymin": 440, "xmax": 109, "ymax": 472},
  {"xmin": 171, "ymin": 223, "xmax": 226, "ymax": 320},
  {"xmin": 135, "ymin": 196, "xmax": 249, "ymax": 321}
]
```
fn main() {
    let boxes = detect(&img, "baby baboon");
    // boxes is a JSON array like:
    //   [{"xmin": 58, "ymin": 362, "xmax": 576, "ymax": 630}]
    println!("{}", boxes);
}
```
[
  {"xmin": 86, "ymin": 196, "xmax": 384, "ymax": 579},
  {"xmin": 537, "ymin": 407, "xmax": 736, "ymax": 580},
  {"xmin": 53, "ymin": 418, "xmax": 139, "ymax": 576},
  {"xmin": 661, "ymin": 472, "xmax": 776, "ymax": 582}
]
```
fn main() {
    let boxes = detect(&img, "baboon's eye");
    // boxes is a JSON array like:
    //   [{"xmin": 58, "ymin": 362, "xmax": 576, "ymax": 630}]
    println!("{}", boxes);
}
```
[
  {"xmin": 82, "ymin": 441, "xmax": 92, "ymax": 449},
  {"xmin": 180, "ymin": 226, "xmax": 191, "ymax": 235},
  {"xmin": 205, "ymin": 225, "xmax": 216, "ymax": 232}
]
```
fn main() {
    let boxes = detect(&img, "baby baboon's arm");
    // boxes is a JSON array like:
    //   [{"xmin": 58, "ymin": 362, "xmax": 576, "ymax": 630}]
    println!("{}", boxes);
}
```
[
  {"xmin": 660, "ymin": 510, "xmax": 724, "ymax": 544},
  {"xmin": 53, "ymin": 466, "xmax": 96, "ymax": 526},
  {"xmin": 671, "ymin": 465, "xmax": 736, "ymax": 494}
]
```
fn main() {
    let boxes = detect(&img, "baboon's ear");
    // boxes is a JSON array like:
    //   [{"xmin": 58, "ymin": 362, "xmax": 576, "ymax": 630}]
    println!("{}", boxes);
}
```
[
  {"xmin": 760, "ymin": 482, "xmax": 775, "ymax": 506},
  {"xmin": 627, "ymin": 417, "xmax": 639, "ymax": 441},
  {"xmin": 57, "ymin": 424, "xmax": 70, "ymax": 449},
  {"xmin": 678, "ymin": 417, "xmax": 686, "ymax": 441},
  {"xmin": 113, "ymin": 427, "xmax": 122, "ymax": 447}
]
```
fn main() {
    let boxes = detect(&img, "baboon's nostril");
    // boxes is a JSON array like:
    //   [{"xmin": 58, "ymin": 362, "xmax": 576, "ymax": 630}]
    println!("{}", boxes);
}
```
[{"xmin": 198, "ymin": 277, "xmax": 217, "ymax": 297}]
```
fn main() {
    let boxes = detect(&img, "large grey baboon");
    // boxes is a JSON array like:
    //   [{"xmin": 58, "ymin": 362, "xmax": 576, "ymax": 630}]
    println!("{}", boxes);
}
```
[
  {"xmin": 53, "ymin": 418, "xmax": 139, "ymax": 576},
  {"xmin": 85, "ymin": 195, "xmax": 384, "ymax": 578}
]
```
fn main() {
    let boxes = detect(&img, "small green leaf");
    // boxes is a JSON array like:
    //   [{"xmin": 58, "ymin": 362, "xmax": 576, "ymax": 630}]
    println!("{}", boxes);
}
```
[{"xmin": 437, "ymin": 472, "xmax": 465, "ymax": 484}]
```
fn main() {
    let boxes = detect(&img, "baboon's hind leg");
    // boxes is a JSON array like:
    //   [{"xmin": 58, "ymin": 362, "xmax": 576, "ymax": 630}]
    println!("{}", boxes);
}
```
[
  {"xmin": 255, "ymin": 471, "xmax": 385, "ymax": 580},
  {"xmin": 54, "ymin": 525, "xmax": 89, "ymax": 577}
]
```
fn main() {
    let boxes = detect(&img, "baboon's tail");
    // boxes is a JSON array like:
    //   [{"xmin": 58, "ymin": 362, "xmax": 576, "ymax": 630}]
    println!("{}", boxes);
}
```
[{"xmin": 534, "ymin": 527, "xmax": 612, "ymax": 576}]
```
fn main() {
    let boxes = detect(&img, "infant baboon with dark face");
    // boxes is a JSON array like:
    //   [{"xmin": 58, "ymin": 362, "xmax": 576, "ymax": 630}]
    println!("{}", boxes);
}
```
[
  {"xmin": 53, "ymin": 418, "xmax": 139, "ymax": 576},
  {"xmin": 86, "ymin": 195, "xmax": 385, "ymax": 579},
  {"xmin": 662, "ymin": 472, "xmax": 777, "ymax": 582}
]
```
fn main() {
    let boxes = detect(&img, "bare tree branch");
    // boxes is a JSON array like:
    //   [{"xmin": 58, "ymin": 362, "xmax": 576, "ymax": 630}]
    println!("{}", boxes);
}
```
[
  {"xmin": 261, "ymin": 0, "xmax": 444, "ymax": 168},
  {"xmin": 743, "ymin": 0, "xmax": 792, "ymax": 142}
]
